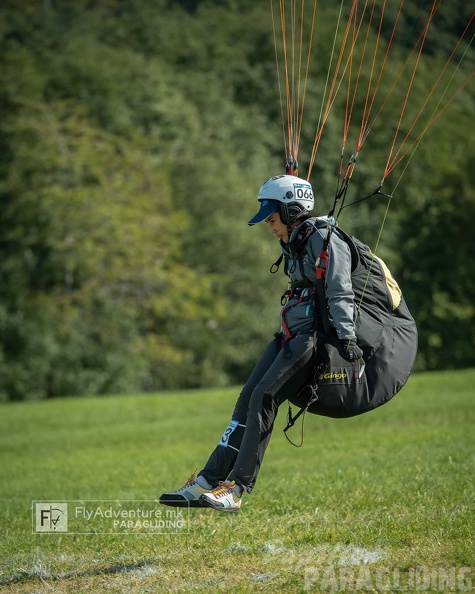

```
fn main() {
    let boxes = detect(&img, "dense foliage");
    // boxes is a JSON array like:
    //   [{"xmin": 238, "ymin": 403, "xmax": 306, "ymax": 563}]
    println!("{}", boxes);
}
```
[{"xmin": 0, "ymin": 0, "xmax": 473, "ymax": 400}]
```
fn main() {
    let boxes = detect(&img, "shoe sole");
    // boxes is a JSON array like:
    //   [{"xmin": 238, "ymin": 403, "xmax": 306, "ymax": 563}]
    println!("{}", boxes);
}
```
[
  {"xmin": 159, "ymin": 497, "xmax": 202, "ymax": 508},
  {"xmin": 199, "ymin": 495, "xmax": 241, "ymax": 513}
]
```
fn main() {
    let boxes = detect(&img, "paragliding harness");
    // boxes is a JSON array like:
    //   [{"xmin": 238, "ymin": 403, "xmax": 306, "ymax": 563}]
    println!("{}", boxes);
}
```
[{"xmin": 280, "ymin": 219, "xmax": 417, "ymax": 445}]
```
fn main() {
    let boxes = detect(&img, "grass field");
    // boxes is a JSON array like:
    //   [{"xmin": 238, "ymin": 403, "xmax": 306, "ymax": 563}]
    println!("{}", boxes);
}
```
[{"xmin": 0, "ymin": 369, "xmax": 474, "ymax": 593}]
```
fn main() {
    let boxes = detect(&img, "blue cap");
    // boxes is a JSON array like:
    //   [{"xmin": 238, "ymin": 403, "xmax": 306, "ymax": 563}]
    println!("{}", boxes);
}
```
[{"xmin": 248, "ymin": 199, "xmax": 279, "ymax": 226}]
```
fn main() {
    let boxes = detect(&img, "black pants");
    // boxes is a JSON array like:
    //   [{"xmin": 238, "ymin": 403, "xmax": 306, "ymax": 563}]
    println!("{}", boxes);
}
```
[{"xmin": 200, "ymin": 332, "xmax": 314, "ymax": 493}]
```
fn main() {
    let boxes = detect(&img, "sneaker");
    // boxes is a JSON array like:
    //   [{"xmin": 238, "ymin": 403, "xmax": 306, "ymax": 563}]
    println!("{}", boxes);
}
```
[
  {"xmin": 159, "ymin": 472, "xmax": 212, "ymax": 508},
  {"xmin": 199, "ymin": 480, "xmax": 242, "ymax": 513}
]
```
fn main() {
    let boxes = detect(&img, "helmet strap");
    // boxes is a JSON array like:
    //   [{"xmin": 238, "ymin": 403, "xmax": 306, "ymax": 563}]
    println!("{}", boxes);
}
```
[{"xmin": 279, "ymin": 203, "xmax": 306, "ymax": 227}]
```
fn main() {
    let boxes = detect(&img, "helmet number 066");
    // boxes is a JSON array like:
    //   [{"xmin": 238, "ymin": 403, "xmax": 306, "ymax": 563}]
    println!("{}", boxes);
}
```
[{"xmin": 294, "ymin": 184, "xmax": 313, "ymax": 201}]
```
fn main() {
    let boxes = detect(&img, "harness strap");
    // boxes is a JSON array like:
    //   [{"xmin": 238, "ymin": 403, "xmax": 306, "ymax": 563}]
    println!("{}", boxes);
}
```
[
  {"xmin": 283, "ymin": 245, "xmax": 333, "ymax": 447},
  {"xmin": 270, "ymin": 254, "xmax": 284, "ymax": 274},
  {"xmin": 314, "ymin": 248, "xmax": 332, "ymax": 335},
  {"xmin": 283, "ymin": 368, "xmax": 321, "ymax": 447},
  {"xmin": 280, "ymin": 296, "xmax": 305, "ymax": 339}
]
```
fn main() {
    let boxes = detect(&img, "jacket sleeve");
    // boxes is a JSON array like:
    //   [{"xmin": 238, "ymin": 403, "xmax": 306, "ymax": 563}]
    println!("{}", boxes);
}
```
[{"xmin": 309, "ymin": 231, "xmax": 356, "ymax": 340}]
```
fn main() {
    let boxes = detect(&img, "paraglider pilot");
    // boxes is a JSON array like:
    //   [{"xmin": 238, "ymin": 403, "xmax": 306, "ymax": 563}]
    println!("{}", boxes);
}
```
[{"xmin": 160, "ymin": 175, "xmax": 362, "ymax": 512}]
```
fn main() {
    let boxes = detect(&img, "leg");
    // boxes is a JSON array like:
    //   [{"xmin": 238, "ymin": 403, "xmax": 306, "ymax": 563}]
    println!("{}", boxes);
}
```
[
  {"xmin": 159, "ymin": 337, "xmax": 282, "ymax": 508},
  {"xmin": 199, "ymin": 337, "xmax": 282, "ymax": 486},
  {"xmin": 229, "ymin": 332, "xmax": 314, "ymax": 492}
]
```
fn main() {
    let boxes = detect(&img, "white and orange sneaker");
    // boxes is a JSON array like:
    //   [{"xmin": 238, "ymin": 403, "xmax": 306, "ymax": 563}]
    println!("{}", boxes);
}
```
[
  {"xmin": 199, "ymin": 480, "xmax": 242, "ymax": 513},
  {"xmin": 159, "ymin": 472, "xmax": 213, "ymax": 508}
]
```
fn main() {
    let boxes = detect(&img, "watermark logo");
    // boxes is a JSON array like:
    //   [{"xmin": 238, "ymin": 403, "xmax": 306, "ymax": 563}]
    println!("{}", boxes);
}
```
[
  {"xmin": 35, "ymin": 503, "xmax": 68, "ymax": 533},
  {"xmin": 32, "ymin": 500, "xmax": 189, "ymax": 535},
  {"xmin": 303, "ymin": 565, "xmax": 473, "ymax": 592}
]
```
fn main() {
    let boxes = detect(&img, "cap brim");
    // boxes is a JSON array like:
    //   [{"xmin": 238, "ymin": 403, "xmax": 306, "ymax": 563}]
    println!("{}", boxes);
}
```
[{"xmin": 248, "ymin": 200, "xmax": 278, "ymax": 226}]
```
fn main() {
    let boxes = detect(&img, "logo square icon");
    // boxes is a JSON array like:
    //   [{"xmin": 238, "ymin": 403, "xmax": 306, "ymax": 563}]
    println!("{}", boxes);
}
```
[{"xmin": 35, "ymin": 503, "xmax": 68, "ymax": 532}]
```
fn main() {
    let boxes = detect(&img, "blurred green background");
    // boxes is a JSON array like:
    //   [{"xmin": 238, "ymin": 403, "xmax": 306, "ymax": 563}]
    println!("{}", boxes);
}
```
[{"xmin": 0, "ymin": 0, "xmax": 474, "ymax": 401}]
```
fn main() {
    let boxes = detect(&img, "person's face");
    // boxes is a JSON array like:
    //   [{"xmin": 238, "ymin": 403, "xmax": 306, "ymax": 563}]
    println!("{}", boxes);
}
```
[{"xmin": 265, "ymin": 210, "xmax": 289, "ymax": 244}]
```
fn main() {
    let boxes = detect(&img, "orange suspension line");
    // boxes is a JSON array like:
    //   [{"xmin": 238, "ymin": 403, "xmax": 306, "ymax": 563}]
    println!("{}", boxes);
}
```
[
  {"xmin": 356, "ymin": 0, "xmax": 388, "ymax": 150},
  {"xmin": 336, "ymin": 10, "xmax": 357, "ymax": 184},
  {"xmin": 389, "ymin": 73, "xmax": 474, "ymax": 184},
  {"xmin": 383, "ymin": 0, "xmax": 439, "ymax": 178},
  {"xmin": 296, "ymin": 0, "xmax": 318, "ymax": 160},
  {"xmin": 358, "ymin": 0, "xmax": 405, "ymax": 149},
  {"xmin": 308, "ymin": 0, "xmax": 361, "ymax": 177},
  {"xmin": 273, "ymin": 1, "xmax": 318, "ymax": 173},
  {"xmin": 386, "ymin": 36, "xmax": 475, "ymax": 178},
  {"xmin": 342, "ymin": 6, "xmax": 358, "ymax": 150},
  {"xmin": 324, "ymin": 0, "xmax": 374, "ymax": 184},
  {"xmin": 358, "ymin": 0, "xmax": 443, "ymax": 156},
  {"xmin": 290, "ymin": 0, "xmax": 297, "ymax": 158},
  {"xmin": 280, "ymin": 0, "xmax": 293, "ymax": 158},
  {"xmin": 270, "ymin": 0, "xmax": 288, "ymax": 160},
  {"xmin": 294, "ymin": 0, "xmax": 307, "ymax": 163},
  {"xmin": 385, "ymin": 12, "xmax": 475, "ymax": 176},
  {"xmin": 341, "ymin": 0, "xmax": 376, "ymax": 173},
  {"xmin": 295, "ymin": 0, "xmax": 305, "ymax": 162}
]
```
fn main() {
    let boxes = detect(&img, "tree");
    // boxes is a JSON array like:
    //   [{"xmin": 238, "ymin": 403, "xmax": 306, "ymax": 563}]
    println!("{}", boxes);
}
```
[{"xmin": 0, "ymin": 0, "xmax": 473, "ymax": 400}]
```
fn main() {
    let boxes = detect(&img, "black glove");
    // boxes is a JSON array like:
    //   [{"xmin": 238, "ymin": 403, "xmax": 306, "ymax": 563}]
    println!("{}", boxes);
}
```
[{"xmin": 339, "ymin": 338, "xmax": 363, "ymax": 362}]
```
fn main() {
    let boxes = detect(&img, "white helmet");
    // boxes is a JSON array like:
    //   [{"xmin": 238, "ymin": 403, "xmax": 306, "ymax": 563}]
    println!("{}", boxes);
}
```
[{"xmin": 248, "ymin": 175, "xmax": 314, "ymax": 226}]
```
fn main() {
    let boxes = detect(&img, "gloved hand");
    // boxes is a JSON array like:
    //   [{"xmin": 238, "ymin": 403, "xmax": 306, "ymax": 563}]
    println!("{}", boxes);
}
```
[{"xmin": 339, "ymin": 338, "xmax": 363, "ymax": 362}]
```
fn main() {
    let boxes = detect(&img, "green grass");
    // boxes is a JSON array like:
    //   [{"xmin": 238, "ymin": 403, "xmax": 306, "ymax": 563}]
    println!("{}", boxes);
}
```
[{"xmin": 0, "ymin": 370, "xmax": 474, "ymax": 593}]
